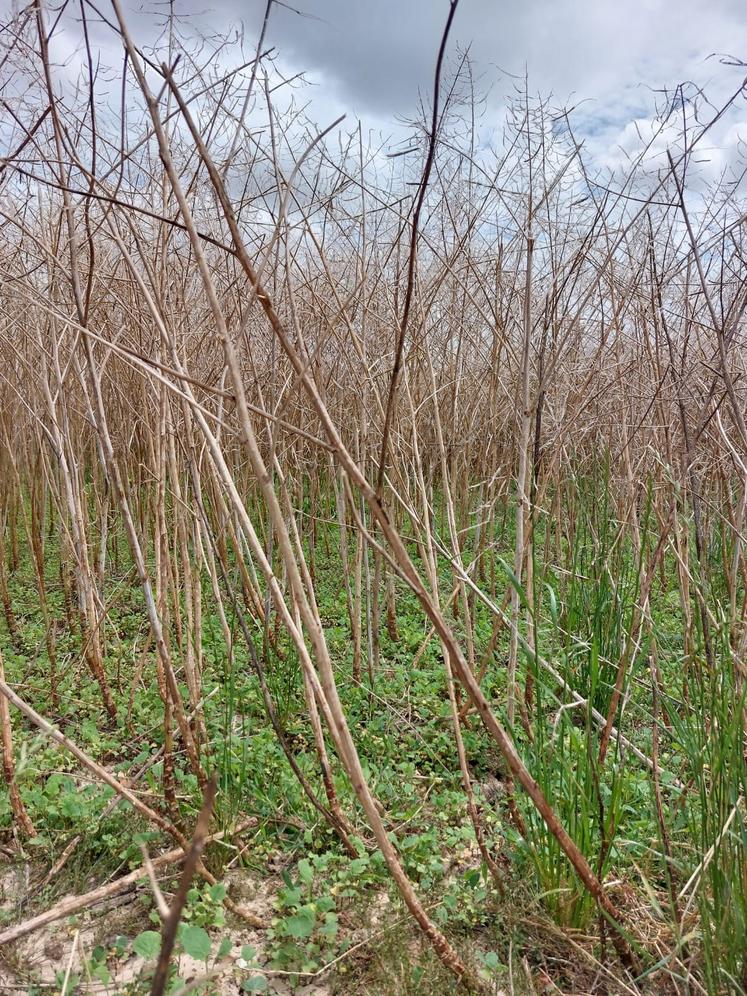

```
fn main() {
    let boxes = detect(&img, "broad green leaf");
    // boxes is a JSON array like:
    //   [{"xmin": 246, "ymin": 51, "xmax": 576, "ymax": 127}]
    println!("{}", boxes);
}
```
[
  {"xmin": 132, "ymin": 930, "xmax": 161, "ymax": 960},
  {"xmin": 297, "ymin": 858, "xmax": 313, "ymax": 885},
  {"xmin": 93, "ymin": 962, "xmax": 112, "ymax": 984},
  {"xmin": 209, "ymin": 882, "xmax": 227, "ymax": 903},
  {"xmin": 241, "ymin": 978, "xmax": 268, "ymax": 993},
  {"xmin": 180, "ymin": 925, "xmax": 212, "ymax": 962},
  {"xmin": 285, "ymin": 909, "xmax": 315, "ymax": 939}
]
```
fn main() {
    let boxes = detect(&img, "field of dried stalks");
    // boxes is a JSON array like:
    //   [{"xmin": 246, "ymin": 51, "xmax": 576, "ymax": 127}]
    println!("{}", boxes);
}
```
[{"xmin": 0, "ymin": 3, "xmax": 745, "ymax": 994}]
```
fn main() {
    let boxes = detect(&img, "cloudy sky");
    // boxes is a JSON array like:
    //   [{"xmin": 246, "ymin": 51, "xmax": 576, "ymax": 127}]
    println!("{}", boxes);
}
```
[
  {"xmin": 116, "ymin": 0, "xmax": 746, "ymax": 174},
  {"xmin": 232, "ymin": 0, "xmax": 745, "ymax": 116},
  {"xmin": 8, "ymin": 0, "xmax": 747, "ymax": 181}
]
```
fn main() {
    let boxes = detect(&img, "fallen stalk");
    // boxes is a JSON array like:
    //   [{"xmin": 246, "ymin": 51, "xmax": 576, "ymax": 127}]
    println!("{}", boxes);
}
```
[{"xmin": 0, "ymin": 820, "xmax": 256, "ymax": 948}]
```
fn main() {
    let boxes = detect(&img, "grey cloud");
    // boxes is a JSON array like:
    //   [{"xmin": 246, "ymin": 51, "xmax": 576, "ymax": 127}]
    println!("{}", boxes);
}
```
[
  {"xmin": 110, "ymin": 0, "xmax": 746, "ymax": 121},
  {"xmin": 18, "ymin": 0, "xmax": 746, "ymax": 178},
  {"xmin": 200, "ymin": 0, "xmax": 747, "ymax": 117}
]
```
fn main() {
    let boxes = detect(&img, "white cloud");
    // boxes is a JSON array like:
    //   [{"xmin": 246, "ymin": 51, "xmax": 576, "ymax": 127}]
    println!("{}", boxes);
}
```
[{"xmin": 4, "ymin": 0, "xmax": 745, "ymax": 183}]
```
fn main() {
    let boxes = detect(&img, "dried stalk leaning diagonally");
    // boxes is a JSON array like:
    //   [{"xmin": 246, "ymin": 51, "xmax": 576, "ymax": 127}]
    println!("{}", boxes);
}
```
[{"xmin": 125, "ymin": 10, "xmax": 640, "ymax": 973}]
